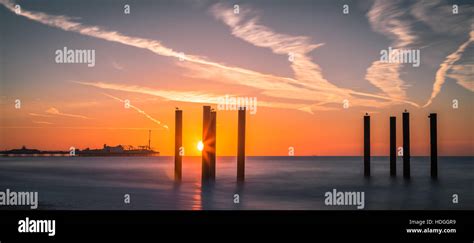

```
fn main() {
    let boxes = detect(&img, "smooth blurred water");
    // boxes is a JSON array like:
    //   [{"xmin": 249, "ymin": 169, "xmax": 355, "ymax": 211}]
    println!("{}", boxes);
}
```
[{"xmin": 0, "ymin": 156, "xmax": 472, "ymax": 210}]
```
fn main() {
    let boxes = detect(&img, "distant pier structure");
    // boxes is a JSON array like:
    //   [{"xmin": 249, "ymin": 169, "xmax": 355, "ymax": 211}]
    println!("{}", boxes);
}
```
[
  {"xmin": 237, "ymin": 107, "xmax": 246, "ymax": 182},
  {"xmin": 363, "ymin": 113, "xmax": 370, "ymax": 177},
  {"xmin": 429, "ymin": 113, "xmax": 438, "ymax": 179},
  {"xmin": 390, "ymin": 116, "xmax": 396, "ymax": 176},
  {"xmin": 174, "ymin": 108, "xmax": 183, "ymax": 181},
  {"xmin": 403, "ymin": 110, "xmax": 410, "ymax": 179}
]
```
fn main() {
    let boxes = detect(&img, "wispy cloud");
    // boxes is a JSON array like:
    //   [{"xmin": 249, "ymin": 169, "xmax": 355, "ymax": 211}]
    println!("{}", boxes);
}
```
[
  {"xmin": 0, "ymin": 0, "xmax": 336, "ymax": 111},
  {"xmin": 368, "ymin": 1, "xmax": 418, "ymax": 48},
  {"xmin": 102, "ymin": 93, "xmax": 169, "ymax": 130},
  {"xmin": 75, "ymin": 81, "xmax": 322, "ymax": 113},
  {"xmin": 423, "ymin": 30, "xmax": 474, "ymax": 107},
  {"xmin": 76, "ymin": 81, "xmax": 222, "ymax": 103},
  {"xmin": 177, "ymin": 55, "xmax": 418, "ymax": 108},
  {"xmin": 410, "ymin": 0, "xmax": 474, "ymax": 107},
  {"xmin": 367, "ymin": 0, "xmax": 473, "ymax": 105},
  {"xmin": 209, "ymin": 3, "xmax": 423, "ymax": 108},
  {"xmin": 365, "ymin": 0, "xmax": 417, "ymax": 100},
  {"xmin": 447, "ymin": 64, "xmax": 474, "ymax": 92},
  {"xmin": 1, "ymin": 0, "xmax": 420, "ymax": 112},
  {"xmin": 0, "ymin": 0, "xmax": 286, "ymax": 88},
  {"xmin": 29, "ymin": 113, "xmax": 53, "ymax": 118},
  {"xmin": 1, "ymin": 126, "xmax": 163, "ymax": 130},
  {"xmin": 207, "ymin": 3, "xmax": 354, "ymax": 108},
  {"xmin": 411, "ymin": 0, "xmax": 474, "ymax": 36},
  {"xmin": 210, "ymin": 3, "xmax": 336, "ymax": 91},
  {"xmin": 364, "ymin": 61, "xmax": 407, "ymax": 100},
  {"xmin": 112, "ymin": 61, "xmax": 124, "ymax": 71},
  {"xmin": 45, "ymin": 107, "xmax": 91, "ymax": 119},
  {"xmin": 32, "ymin": 121, "xmax": 53, "ymax": 125}
]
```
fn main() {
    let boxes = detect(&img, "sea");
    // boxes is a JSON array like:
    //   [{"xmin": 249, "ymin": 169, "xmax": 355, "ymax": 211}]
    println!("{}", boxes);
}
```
[{"xmin": 0, "ymin": 156, "xmax": 472, "ymax": 210}]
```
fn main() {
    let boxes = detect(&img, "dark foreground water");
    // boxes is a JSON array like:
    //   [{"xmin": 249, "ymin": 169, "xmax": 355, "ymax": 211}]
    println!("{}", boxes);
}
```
[{"xmin": 0, "ymin": 156, "xmax": 472, "ymax": 210}]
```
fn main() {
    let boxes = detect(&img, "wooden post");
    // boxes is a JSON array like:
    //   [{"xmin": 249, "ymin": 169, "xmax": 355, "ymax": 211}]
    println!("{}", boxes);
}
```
[
  {"xmin": 174, "ymin": 109, "xmax": 182, "ymax": 181},
  {"xmin": 237, "ymin": 107, "xmax": 246, "ymax": 182},
  {"xmin": 390, "ymin": 116, "xmax": 396, "ymax": 177},
  {"xmin": 209, "ymin": 110, "xmax": 217, "ymax": 181},
  {"xmin": 403, "ymin": 110, "xmax": 410, "ymax": 179},
  {"xmin": 364, "ymin": 113, "xmax": 370, "ymax": 177},
  {"xmin": 429, "ymin": 113, "xmax": 438, "ymax": 179},
  {"xmin": 202, "ymin": 106, "xmax": 211, "ymax": 183}
]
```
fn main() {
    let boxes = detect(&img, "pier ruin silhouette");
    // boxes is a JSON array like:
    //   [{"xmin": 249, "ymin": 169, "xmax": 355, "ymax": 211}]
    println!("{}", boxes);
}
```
[
  {"xmin": 174, "ymin": 106, "xmax": 247, "ymax": 184},
  {"xmin": 173, "ymin": 106, "xmax": 439, "ymax": 183},
  {"xmin": 363, "ymin": 111, "xmax": 438, "ymax": 179}
]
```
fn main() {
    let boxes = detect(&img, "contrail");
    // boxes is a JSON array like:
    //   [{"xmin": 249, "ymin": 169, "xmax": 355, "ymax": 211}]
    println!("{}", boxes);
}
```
[
  {"xmin": 0, "ymin": 0, "xmax": 420, "ymax": 111},
  {"xmin": 365, "ymin": 0, "xmax": 417, "ymax": 100},
  {"xmin": 103, "ymin": 93, "xmax": 169, "ymax": 130},
  {"xmin": 423, "ymin": 30, "xmax": 474, "ymax": 107},
  {"xmin": 45, "ymin": 107, "xmax": 91, "ymax": 119},
  {"xmin": 83, "ymin": 82, "xmax": 321, "ymax": 113}
]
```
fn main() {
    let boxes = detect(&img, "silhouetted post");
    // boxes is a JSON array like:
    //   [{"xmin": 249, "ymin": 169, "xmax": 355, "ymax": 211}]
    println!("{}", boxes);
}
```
[
  {"xmin": 174, "ymin": 108, "xmax": 183, "ymax": 181},
  {"xmin": 364, "ymin": 113, "xmax": 370, "ymax": 177},
  {"xmin": 429, "ymin": 113, "xmax": 438, "ymax": 179},
  {"xmin": 202, "ymin": 106, "xmax": 211, "ymax": 183},
  {"xmin": 237, "ymin": 107, "xmax": 246, "ymax": 182},
  {"xmin": 390, "ymin": 116, "xmax": 396, "ymax": 177},
  {"xmin": 209, "ymin": 110, "xmax": 217, "ymax": 181},
  {"xmin": 403, "ymin": 110, "xmax": 410, "ymax": 179}
]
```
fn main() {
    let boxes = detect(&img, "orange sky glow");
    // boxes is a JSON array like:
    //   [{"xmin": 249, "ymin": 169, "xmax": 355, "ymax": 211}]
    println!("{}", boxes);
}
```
[{"xmin": 0, "ymin": 0, "xmax": 472, "ymax": 156}]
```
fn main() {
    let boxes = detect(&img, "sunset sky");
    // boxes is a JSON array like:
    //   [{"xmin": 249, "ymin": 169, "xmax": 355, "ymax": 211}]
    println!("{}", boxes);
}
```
[{"xmin": 1, "ymin": 0, "xmax": 473, "ymax": 156}]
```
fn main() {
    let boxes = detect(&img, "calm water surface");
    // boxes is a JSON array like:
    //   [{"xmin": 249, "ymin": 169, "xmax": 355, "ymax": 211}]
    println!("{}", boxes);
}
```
[{"xmin": 0, "ymin": 156, "xmax": 472, "ymax": 210}]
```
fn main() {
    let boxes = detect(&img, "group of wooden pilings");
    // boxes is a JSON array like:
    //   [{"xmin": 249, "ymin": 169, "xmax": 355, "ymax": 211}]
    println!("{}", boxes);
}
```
[
  {"xmin": 174, "ymin": 106, "xmax": 247, "ymax": 183},
  {"xmin": 364, "ymin": 111, "xmax": 438, "ymax": 179}
]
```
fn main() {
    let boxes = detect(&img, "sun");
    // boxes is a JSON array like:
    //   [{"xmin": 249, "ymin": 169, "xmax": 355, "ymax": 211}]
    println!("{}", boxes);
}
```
[{"xmin": 197, "ymin": 141, "xmax": 204, "ymax": 151}]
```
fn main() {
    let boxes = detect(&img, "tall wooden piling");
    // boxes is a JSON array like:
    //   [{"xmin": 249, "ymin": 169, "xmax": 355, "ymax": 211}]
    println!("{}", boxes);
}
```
[
  {"xmin": 237, "ymin": 107, "xmax": 246, "ymax": 182},
  {"xmin": 390, "ymin": 116, "xmax": 396, "ymax": 176},
  {"xmin": 429, "ymin": 113, "xmax": 438, "ymax": 179},
  {"xmin": 209, "ymin": 110, "xmax": 217, "ymax": 181},
  {"xmin": 403, "ymin": 110, "xmax": 410, "ymax": 179},
  {"xmin": 174, "ymin": 108, "xmax": 183, "ymax": 181},
  {"xmin": 364, "ymin": 113, "xmax": 370, "ymax": 177},
  {"xmin": 202, "ymin": 106, "xmax": 211, "ymax": 183}
]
